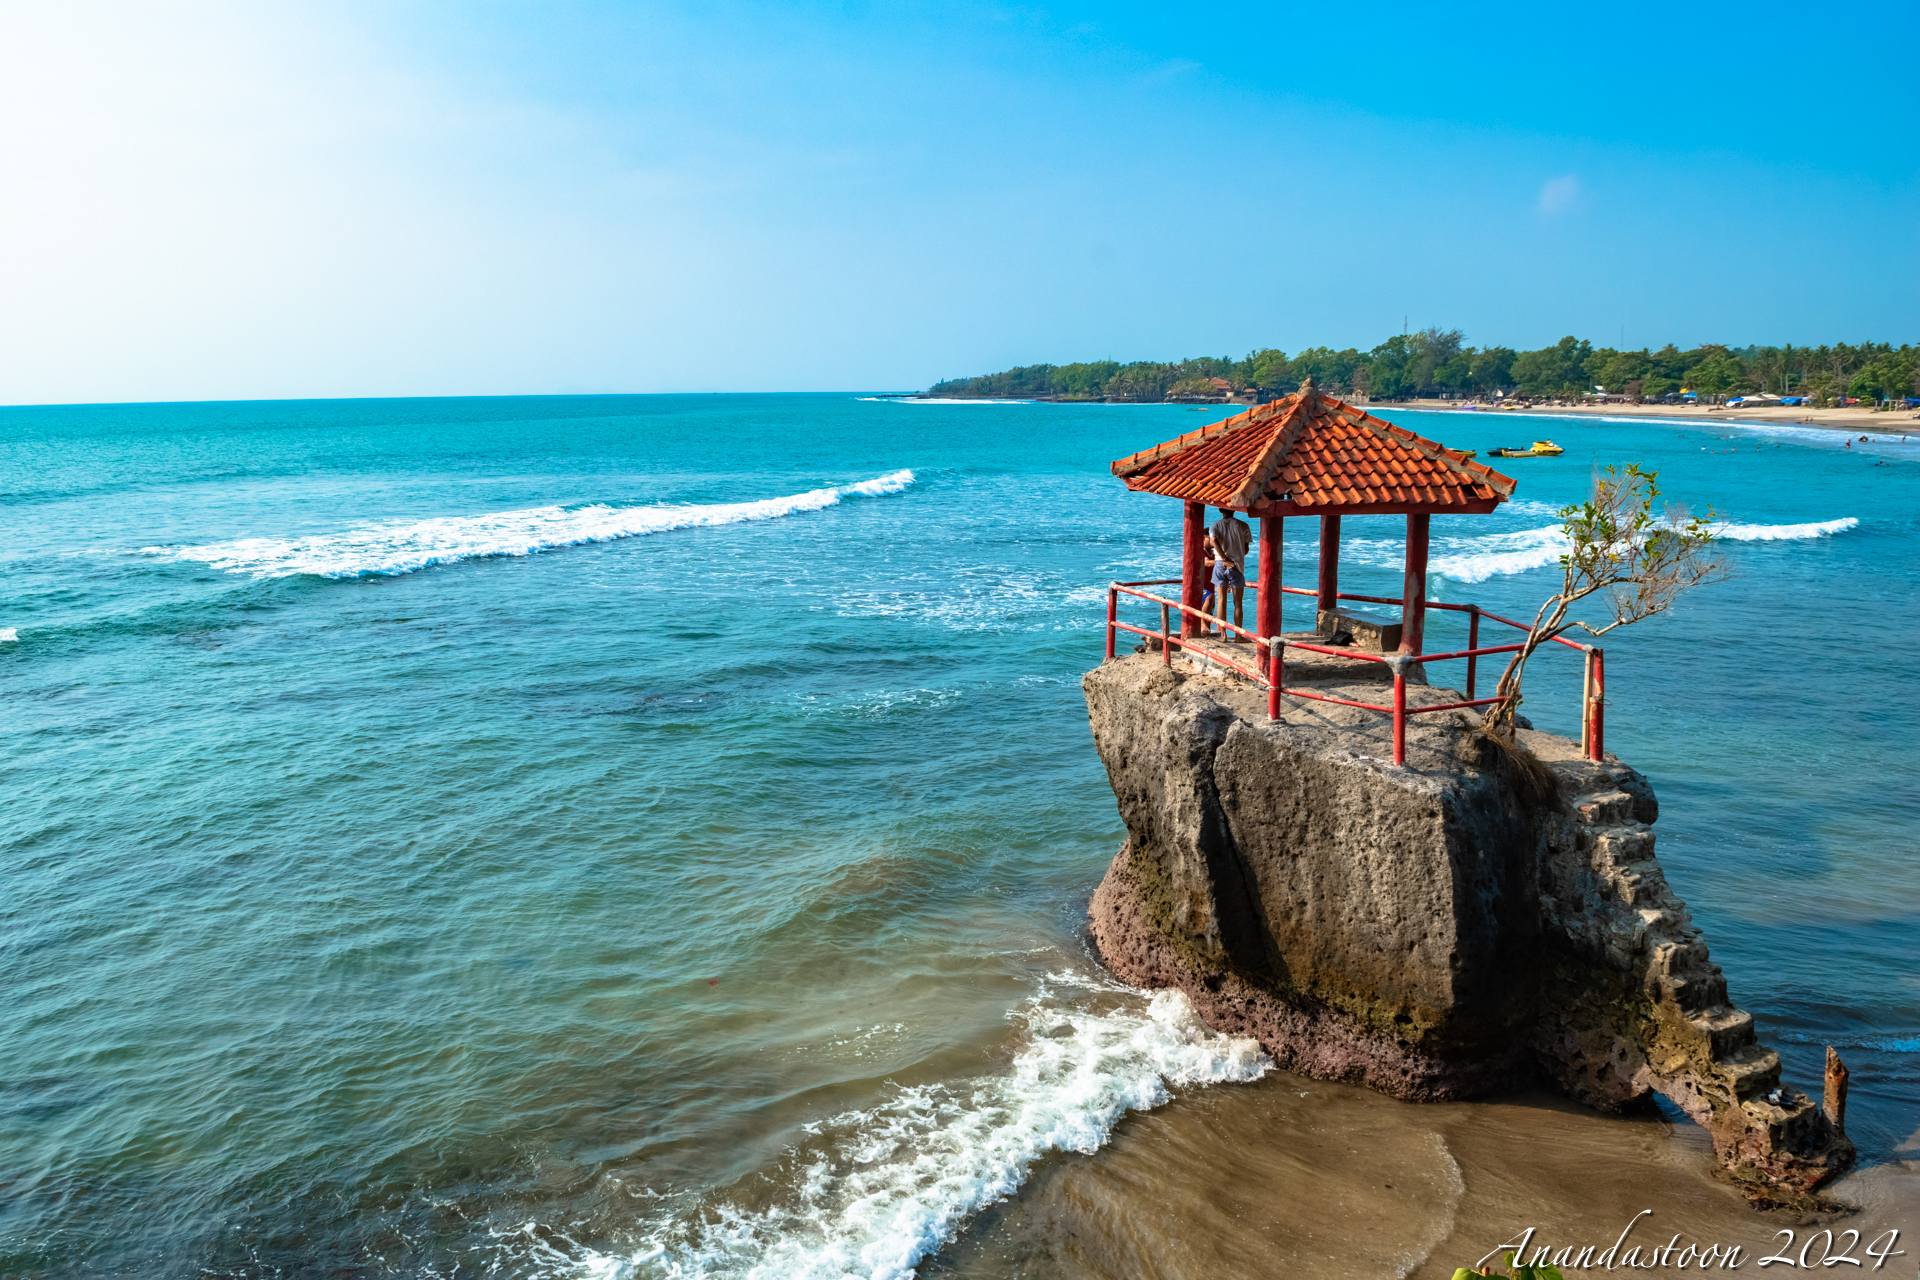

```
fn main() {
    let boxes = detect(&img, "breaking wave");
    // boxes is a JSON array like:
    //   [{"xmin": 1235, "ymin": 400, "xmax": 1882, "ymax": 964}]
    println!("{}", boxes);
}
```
[
  {"xmin": 887, "ymin": 397, "xmax": 1035, "ymax": 405},
  {"xmin": 1429, "ymin": 526, "xmax": 1570, "ymax": 584},
  {"xmin": 571, "ymin": 983, "xmax": 1268, "ymax": 1280},
  {"xmin": 141, "ymin": 470, "xmax": 916, "ymax": 580},
  {"xmin": 1422, "ymin": 516, "xmax": 1859, "ymax": 584},
  {"xmin": 1715, "ymin": 517, "xmax": 1858, "ymax": 541}
]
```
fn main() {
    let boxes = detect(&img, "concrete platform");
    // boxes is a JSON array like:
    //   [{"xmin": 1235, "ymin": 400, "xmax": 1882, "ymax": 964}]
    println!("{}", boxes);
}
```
[{"xmin": 1129, "ymin": 630, "xmax": 1435, "ymax": 688}]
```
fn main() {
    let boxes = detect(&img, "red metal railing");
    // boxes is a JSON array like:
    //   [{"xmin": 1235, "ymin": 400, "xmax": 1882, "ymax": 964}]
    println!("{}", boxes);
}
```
[{"xmin": 1105, "ymin": 580, "xmax": 1605, "ymax": 767}]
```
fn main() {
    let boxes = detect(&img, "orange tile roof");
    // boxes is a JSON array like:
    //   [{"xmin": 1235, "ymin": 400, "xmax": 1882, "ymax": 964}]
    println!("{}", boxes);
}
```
[{"xmin": 1110, "ymin": 381, "xmax": 1516, "ymax": 512}]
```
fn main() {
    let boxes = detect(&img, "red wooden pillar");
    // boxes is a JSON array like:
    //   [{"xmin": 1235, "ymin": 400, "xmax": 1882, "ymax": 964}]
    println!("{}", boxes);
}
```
[
  {"xmin": 1256, "ymin": 515, "xmax": 1282, "ymax": 677},
  {"xmin": 1182, "ymin": 501, "xmax": 1206, "ymax": 639},
  {"xmin": 1315, "ymin": 514, "xmax": 1341, "ymax": 620},
  {"xmin": 1401, "ymin": 512, "xmax": 1430, "ymax": 655}
]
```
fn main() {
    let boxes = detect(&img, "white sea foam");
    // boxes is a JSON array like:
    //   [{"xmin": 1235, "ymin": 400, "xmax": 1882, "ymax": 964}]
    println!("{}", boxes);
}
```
[
  {"xmin": 1392, "ymin": 1132, "xmax": 1467, "ymax": 1279},
  {"xmin": 142, "ymin": 470, "xmax": 916, "ymax": 580},
  {"xmin": 1715, "ymin": 516, "xmax": 1858, "ymax": 541},
  {"xmin": 0, "ymin": 627, "xmax": 16, "ymax": 642},
  {"xmin": 1780, "ymin": 1030, "xmax": 1919, "ymax": 1054},
  {"xmin": 1502, "ymin": 499, "xmax": 1565, "ymax": 519},
  {"xmin": 889, "ymin": 397, "xmax": 1036, "ymax": 405},
  {"xmin": 574, "ymin": 983, "xmax": 1268, "ymax": 1280},
  {"xmin": 1429, "ymin": 526, "xmax": 1572, "ymax": 583},
  {"xmin": 1410, "ymin": 516, "xmax": 1860, "ymax": 584}
]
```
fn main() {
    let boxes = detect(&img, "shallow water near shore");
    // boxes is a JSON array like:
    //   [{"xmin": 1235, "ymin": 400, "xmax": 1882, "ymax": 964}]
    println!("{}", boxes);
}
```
[{"xmin": 3, "ymin": 393, "xmax": 1916, "ymax": 1277}]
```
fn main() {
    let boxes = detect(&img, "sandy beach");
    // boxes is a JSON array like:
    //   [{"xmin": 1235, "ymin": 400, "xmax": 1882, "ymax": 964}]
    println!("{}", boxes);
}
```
[{"xmin": 1372, "ymin": 399, "xmax": 1920, "ymax": 434}]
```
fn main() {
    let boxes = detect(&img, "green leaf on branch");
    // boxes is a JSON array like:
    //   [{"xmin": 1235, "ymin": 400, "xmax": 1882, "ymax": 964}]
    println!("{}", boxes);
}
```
[{"xmin": 1481, "ymin": 463, "xmax": 1728, "ymax": 745}]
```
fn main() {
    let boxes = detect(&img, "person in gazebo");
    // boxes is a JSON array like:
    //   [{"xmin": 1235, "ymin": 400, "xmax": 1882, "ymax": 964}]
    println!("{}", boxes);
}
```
[{"xmin": 1210, "ymin": 506, "xmax": 1251, "ymax": 641}]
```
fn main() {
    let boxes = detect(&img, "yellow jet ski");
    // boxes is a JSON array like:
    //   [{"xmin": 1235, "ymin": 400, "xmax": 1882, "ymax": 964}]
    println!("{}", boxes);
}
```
[{"xmin": 1487, "ymin": 440, "xmax": 1565, "ymax": 458}]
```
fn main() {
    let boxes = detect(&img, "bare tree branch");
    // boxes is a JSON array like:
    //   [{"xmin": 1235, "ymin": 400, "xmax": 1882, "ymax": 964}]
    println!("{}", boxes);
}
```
[{"xmin": 1482, "ymin": 465, "xmax": 1728, "ymax": 742}]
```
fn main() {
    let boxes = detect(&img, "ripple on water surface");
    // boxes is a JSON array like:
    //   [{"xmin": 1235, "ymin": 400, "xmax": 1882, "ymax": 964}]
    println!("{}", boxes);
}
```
[{"xmin": 2, "ymin": 394, "xmax": 1916, "ymax": 1277}]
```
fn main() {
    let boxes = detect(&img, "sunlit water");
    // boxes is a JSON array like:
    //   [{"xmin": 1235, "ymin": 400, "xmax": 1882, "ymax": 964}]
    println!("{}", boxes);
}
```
[{"xmin": 3, "ymin": 395, "xmax": 1915, "ymax": 1277}]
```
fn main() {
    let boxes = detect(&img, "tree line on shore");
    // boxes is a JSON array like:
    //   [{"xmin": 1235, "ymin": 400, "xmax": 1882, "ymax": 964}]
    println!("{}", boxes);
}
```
[{"xmin": 927, "ymin": 331, "xmax": 1919, "ymax": 406}]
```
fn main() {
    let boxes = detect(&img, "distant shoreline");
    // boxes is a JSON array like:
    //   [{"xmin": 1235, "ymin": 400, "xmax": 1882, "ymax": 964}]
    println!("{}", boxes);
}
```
[
  {"xmin": 890, "ymin": 392, "xmax": 1919, "ymax": 436},
  {"xmin": 1368, "ymin": 398, "xmax": 1920, "ymax": 434}
]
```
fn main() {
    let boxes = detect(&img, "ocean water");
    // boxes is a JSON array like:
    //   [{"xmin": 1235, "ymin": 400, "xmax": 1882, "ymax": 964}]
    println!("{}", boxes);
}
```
[{"xmin": 3, "ymin": 394, "xmax": 1916, "ymax": 1278}]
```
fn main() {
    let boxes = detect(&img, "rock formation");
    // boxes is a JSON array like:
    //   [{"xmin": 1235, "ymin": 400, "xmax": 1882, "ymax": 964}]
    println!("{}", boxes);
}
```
[{"xmin": 1084, "ymin": 650, "xmax": 1854, "ymax": 1205}]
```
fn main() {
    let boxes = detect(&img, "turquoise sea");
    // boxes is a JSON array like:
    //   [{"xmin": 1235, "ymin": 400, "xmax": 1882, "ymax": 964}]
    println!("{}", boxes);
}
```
[{"xmin": 3, "ymin": 394, "xmax": 1916, "ymax": 1278}]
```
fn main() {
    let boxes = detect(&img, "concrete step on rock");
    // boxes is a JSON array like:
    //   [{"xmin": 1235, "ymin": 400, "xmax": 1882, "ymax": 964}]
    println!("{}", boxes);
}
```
[
  {"xmin": 1589, "ymin": 825, "xmax": 1656, "ymax": 866},
  {"xmin": 1688, "ymin": 1005, "xmax": 1758, "ymax": 1057},
  {"xmin": 1662, "ymin": 969, "xmax": 1731, "ymax": 1016},
  {"xmin": 1613, "ymin": 867, "xmax": 1671, "ymax": 909},
  {"xmin": 1719, "ymin": 1045, "xmax": 1785, "ymax": 1098},
  {"xmin": 1572, "ymin": 791, "xmax": 1639, "ymax": 826}
]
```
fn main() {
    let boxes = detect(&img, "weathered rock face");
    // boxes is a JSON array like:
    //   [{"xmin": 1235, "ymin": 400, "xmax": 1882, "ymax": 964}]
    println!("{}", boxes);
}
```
[{"xmin": 1085, "ymin": 652, "xmax": 1854, "ymax": 1203}]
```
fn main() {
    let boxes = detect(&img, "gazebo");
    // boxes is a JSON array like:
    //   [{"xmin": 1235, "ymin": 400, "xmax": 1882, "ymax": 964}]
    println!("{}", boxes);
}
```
[{"xmin": 1109, "ymin": 377, "xmax": 1517, "ymax": 662}]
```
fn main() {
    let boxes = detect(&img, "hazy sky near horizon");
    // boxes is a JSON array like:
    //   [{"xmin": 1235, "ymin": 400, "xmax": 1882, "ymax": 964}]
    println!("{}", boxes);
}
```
[{"xmin": 2, "ymin": 1, "xmax": 1915, "ymax": 404}]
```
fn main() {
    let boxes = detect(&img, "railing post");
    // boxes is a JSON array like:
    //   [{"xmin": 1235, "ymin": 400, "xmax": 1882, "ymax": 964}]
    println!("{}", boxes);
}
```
[
  {"xmin": 1580, "ymin": 647, "xmax": 1593, "ymax": 755},
  {"xmin": 1106, "ymin": 585, "xmax": 1117, "ymax": 661},
  {"xmin": 1268, "ymin": 638, "xmax": 1282, "ymax": 720},
  {"xmin": 1392, "ymin": 664, "xmax": 1407, "ymax": 766},
  {"xmin": 1161, "ymin": 603, "xmax": 1171, "ymax": 667},
  {"xmin": 1589, "ymin": 648, "xmax": 1605, "ymax": 761},
  {"xmin": 1466, "ymin": 606, "xmax": 1480, "ymax": 700}
]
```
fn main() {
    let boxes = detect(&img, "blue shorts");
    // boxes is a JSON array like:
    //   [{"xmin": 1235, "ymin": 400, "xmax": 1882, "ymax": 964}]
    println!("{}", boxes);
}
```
[{"xmin": 1212, "ymin": 562, "xmax": 1245, "ymax": 588}]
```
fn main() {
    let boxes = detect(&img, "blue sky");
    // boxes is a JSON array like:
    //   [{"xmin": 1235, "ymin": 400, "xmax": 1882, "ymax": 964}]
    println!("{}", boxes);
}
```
[{"xmin": 2, "ymin": 0, "xmax": 1914, "ymax": 402}]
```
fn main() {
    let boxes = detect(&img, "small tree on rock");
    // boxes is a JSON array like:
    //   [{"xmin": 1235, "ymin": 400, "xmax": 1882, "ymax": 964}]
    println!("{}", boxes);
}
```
[{"xmin": 1481, "ymin": 464, "xmax": 1727, "ymax": 744}]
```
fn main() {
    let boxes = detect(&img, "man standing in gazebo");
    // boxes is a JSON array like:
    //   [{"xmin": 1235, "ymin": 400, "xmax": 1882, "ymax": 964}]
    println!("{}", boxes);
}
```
[{"xmin": 1209, "ymin": 506, "xmax": 1251, "ymax": 641}]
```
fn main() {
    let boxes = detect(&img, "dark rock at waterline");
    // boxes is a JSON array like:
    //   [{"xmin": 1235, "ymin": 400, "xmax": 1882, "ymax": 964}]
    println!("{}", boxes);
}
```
[{"xmin": 1083, "ymin": 653, "xmax": 1854, "ymax": 1203}]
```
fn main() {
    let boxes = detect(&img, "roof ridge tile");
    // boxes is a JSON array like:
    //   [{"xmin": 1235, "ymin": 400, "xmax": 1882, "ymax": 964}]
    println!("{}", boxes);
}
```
[{"xmin": 1111, "ymin": 389, "xmax": 1515, "ymax": 512}]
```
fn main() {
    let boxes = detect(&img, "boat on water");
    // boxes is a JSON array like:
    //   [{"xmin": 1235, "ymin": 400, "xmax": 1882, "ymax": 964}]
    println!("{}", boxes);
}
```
[{"xmin": 1487, "ymin": 440, "xmax": 1565, "ymax": 458}]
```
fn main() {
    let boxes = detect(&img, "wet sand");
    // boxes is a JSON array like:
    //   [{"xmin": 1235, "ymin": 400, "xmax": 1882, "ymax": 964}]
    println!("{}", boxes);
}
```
[{"xmin": 931, "ymin": 1068, "xmax": 1920, "ymax": 1278}]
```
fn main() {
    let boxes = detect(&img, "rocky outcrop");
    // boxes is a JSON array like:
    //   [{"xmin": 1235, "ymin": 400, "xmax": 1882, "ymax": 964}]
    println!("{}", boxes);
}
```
[{"xmin": 1084, "ymin": 652, "xmax": 1854, "ymax": 1204}]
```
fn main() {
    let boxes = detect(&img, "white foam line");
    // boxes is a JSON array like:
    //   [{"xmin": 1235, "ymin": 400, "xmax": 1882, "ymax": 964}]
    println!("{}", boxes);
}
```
[
  {"xmin": 1397, "ymin": 516, "xmax": 1859, "ymax": 584},
  {"xmin": 1428, "ymin": 526, "xmax": 1571, "ymax": 583},
  {"xmin": 880, "ymin": 399, "xmax": 1186, "ymax": 407},
  {"xmin": 575, "ymin": 985, "xmax": 1268, "ymax": 1280},
  {"xmin": 1502, "ymin": 499, "xmax": 1564, "ymax": 519},
  {"xmin": 889, "ymin": 398, "xmax": 1036, "ymax": 405},
  {"xmin": 1714, "ymin": 516, "xmax": 1858, "ymax": 541},
  {"xmin": 1392, "ymin": 1132, "xmax": 1466, "ymax": 1278},
  {"xmin": 140, "ymin": 470, "xmax": 916, "ymax": 580}
]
